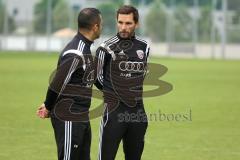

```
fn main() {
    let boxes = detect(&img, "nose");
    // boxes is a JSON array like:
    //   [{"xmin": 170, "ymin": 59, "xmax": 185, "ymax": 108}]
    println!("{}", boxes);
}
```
[{"xmin": 121, "ymin": 23, "xmax": 127, "ymax": 30}]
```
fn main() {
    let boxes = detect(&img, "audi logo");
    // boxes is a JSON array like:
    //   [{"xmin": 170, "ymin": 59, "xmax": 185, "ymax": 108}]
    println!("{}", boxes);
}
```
[{"xmin": 118, "ymin": 61, "xmax": 145, "ymax": 72}]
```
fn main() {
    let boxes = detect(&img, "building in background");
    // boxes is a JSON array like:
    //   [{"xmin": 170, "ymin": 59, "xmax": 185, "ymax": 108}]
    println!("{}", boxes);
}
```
[{"xmin": 5, "ymin": 0, "xmax": 39, "ymax": 27}]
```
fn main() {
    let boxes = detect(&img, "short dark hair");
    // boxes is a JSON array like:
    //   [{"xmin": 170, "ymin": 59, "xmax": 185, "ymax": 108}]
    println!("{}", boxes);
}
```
[
  {"xmin": 78, "ymin": 8, "xmax": 101, "ymax": 30},
  {"xmin": 117, "ymin": 5, "xmax": 139, "ymax": 23}
]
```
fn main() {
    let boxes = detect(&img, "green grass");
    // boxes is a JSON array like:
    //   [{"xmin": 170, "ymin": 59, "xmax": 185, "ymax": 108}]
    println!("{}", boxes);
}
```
[{"xmin": 0, "ymin": 51, "xmax": 240, "ymax": 160}]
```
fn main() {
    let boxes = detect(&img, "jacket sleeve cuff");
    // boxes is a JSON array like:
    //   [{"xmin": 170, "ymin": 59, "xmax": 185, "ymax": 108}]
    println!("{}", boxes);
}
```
[{"xmin": 44, "ymin": 87, "xmax": 58, "ymax": 111}]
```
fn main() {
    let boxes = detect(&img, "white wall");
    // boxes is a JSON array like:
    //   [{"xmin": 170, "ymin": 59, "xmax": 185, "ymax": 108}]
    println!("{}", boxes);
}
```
[{"xmin": 0, "ymin": 35, "xmax": 240, "ymax": 60}]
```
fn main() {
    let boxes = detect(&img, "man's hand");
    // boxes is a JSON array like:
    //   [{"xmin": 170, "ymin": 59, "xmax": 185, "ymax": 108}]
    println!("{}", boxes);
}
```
[{"xmin": 36, "ymin": 103, "xmax": 50, "ymax": 119}]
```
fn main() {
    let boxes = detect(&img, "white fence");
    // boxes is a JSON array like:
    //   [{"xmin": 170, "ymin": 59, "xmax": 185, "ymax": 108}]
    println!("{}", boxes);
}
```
[{"xmin": 0, "ymin": 35, "xmax": 240, "ymax": 60}]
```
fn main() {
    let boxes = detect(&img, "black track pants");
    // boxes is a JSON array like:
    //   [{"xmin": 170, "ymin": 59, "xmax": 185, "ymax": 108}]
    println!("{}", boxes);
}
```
[
  {"xmin": 98, "ymin": 103, "xmax": 148, "ymax": 160},
  {"xmin": 50, "ymin": 114, "xmax": 91, "ymax": 160}
]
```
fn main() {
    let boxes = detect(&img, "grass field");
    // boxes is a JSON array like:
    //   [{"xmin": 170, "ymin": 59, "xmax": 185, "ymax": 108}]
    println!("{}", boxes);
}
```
[{"xmin": 0, "ymin": 51, "xmax": 240, "ymax": 160}]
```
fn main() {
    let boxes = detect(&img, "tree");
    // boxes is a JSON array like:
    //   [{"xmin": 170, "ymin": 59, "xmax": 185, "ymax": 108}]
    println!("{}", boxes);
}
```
[
  {"xmin": 52, "ymin": 0, "xmax": 70, "ymax": 31},
  {"xmin": 0, "ymin": 0, "xmax": 5, "ymax": 33},
  {"xmin": 108, "ymin": 0, "xmax": 123, "ymax": 6},
  {"xmin": 33, "ymin": 0, "xmax": 66, "ymax": 33},
  {"xmin": 162, "ymin": 0, "xmax": 211, "ymax": 7},
  {"xmin": 198, "ymin": 6, "xmax": 211, "ymax": 42},
  {"xmin": 0, "ymin": 0, "xmax": 16, "ymax": 34},
  {"xmin": 131, "ymin": 0, "xmax": 154, "ymax": 6},
  {"xmin": 97, "ymin": 2, "xmax": 118, "ymax": 35},
  {"xmin": 145, "ymin": 1, "xmax": 166, "ymax": 42},
  {"xmin": 174, "ymin": 5, "xmax": 192, "ymax": 42}
]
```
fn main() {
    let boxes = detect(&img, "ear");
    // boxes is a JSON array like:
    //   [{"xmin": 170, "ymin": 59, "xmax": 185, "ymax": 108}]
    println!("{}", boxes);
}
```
[{"xmin": 93, "ymin": 24, "xmax": 98, "ymax": 32}]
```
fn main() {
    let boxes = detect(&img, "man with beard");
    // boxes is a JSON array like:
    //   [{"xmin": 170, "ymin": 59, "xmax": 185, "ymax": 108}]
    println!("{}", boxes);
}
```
[{"xmin": 95, "ymin": 5, "xmax": 150, "ymax": 160}]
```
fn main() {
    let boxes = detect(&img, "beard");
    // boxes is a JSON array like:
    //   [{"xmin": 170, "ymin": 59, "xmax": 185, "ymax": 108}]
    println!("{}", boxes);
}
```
[
  {"xmin": 119, "ymin": 31, "xmax": 132, "ymax": 38},
  {"xmin": 94, "ymin": 30, "xmax": 101, "ymax": 39}
]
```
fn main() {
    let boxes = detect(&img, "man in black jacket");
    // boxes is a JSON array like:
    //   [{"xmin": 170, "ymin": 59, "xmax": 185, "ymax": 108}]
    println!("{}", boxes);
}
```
[
  {"xmin": 36, "ymin": 8, "xmax": 102, "ymax": 160},
  {"xmin": 95, "ymin": 5, "xmax": 150, "ymax": 160}
]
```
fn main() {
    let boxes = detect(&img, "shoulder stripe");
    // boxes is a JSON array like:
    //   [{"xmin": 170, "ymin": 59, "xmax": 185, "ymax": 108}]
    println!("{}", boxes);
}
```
[
  {"xmin": 77, "ymin": 40, "xmax": 85, "ymax": 52},
  {"xmin": 136, "ymin": 36, "xmax": 148, "ymax": 44},
  {"xmin": 80, "ymin": 42, "xmax": 85, "ymax": 52},
  {"xmin": 62, "ymin": 39, "xmax": 86, "ymax": 68},
  {"xmin": 62, "ymin": 49, "xmax": 83, "ymax": 57},
  {"xmin": 104, "ymin": 36, "xmax": 119, "ymax": 46},
  {"xmin": 62, "ymin": 49, "xmax": 85, "ymax": 70},
  {"xmin": 101, "ymin": 38, "xmax": 119, "ymax": 49},
  {"xmin": 77, "ymin": 40, "xmax": 82, "ymax": 50},
  {"xmin": 105, "ymin": 36, "xmax": 118, "ymax": 43}
]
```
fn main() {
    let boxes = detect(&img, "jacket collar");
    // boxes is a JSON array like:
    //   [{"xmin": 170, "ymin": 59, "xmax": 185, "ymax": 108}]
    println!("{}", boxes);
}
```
[
  {"xmin": 76, "ymin": 31, "xmax": 93, "ymax": 45},
  {"xmin": 116, "ymin": 32, "xmax": 136, "ymax": 40}
]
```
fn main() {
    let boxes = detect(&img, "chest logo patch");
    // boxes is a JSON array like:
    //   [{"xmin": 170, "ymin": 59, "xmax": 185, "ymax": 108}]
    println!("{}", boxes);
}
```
[{"xmin": 136, "ymin": 50, "xmax": 144, "ymax": 59}]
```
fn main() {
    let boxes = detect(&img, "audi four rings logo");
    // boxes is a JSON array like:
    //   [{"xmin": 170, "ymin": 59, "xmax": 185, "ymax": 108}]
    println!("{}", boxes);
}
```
[{"xmin": 118, "ymin": 61, "xmax": 145, "ymax": 72}]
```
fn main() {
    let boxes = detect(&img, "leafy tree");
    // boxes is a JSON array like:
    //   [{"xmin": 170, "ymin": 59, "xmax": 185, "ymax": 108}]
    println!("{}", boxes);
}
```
[
  {"xmin": 97, "ymin": 2, "xmax": 118, "ymax": 35},
  {"xmin": 52, "ymin": 0, "xmax": 70, "ymax": 31},
  {"xmin": 145, "ymin": 1, "xmax": 166, "ymax": 41},
  {"xmin": 131, "ymin": 0, "xmax": 154, "ymax": 6},
  {"xmin": 198, "ymin": 6, "xmax": 211, "ymax": 42},
  {"xmin": 162, "ymin": 0, "xmax": 211, "ymax": 7},
  {"xmin": 33, "ymin": 0, "xmax": 62, "ymax": 33},
  {"xmin": 0, "ymin": 0, "xmax": 16, "ymax": 34},
  {"xmin": 109, "ymin": 0, "xmax": 123, "ymax": 6},
  {"xmin": 0, "ymin": 0, "xmax": 5, "ymax": 33},
  {"xmin": 174, "ymin": 5, "xmax": 192, "ymax": 42}
]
